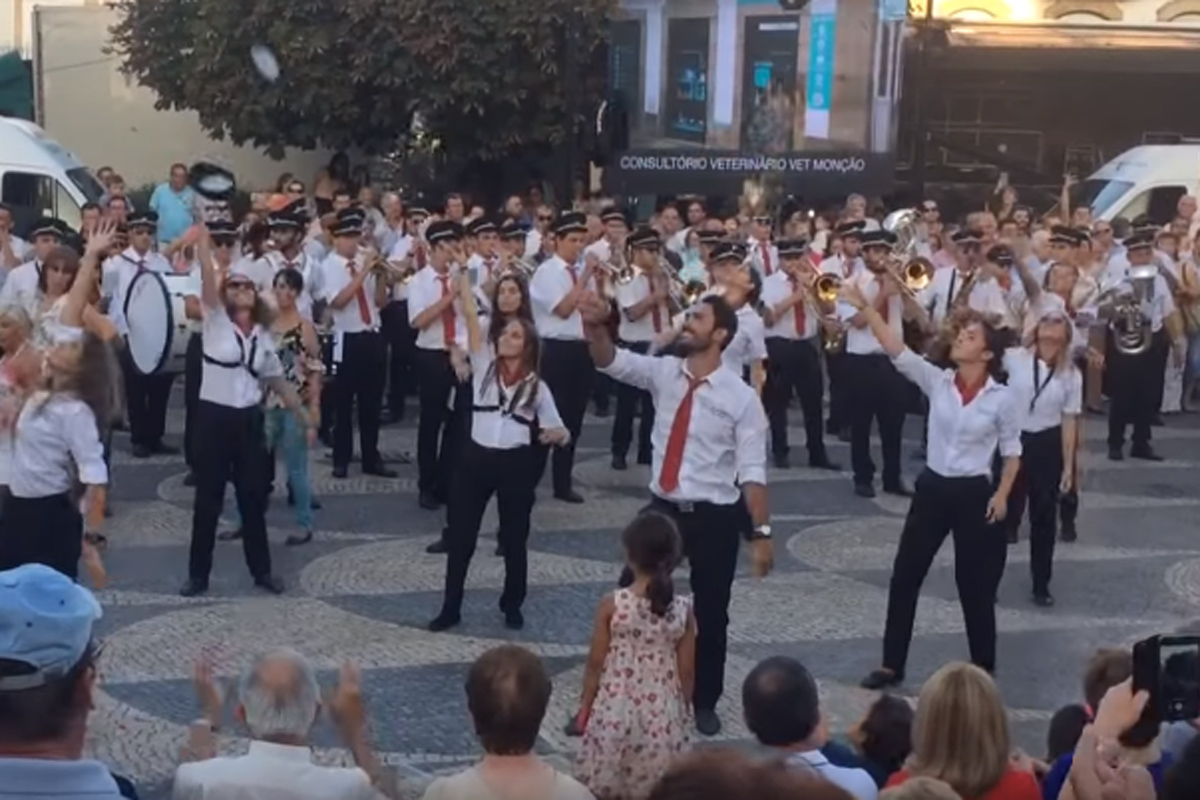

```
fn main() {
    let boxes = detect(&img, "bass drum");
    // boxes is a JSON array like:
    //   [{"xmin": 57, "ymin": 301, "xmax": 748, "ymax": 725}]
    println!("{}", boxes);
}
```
[{"xmin": 124, "ymin": 271, "xmax": 191, "ymax": 375}]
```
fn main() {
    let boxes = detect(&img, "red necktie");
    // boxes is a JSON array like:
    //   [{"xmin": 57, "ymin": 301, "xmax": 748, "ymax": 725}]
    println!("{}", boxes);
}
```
[
  {"xmin": 790, "ymin": 276, "xmax": 806, "ymax": 336},
  {"xmin": 437, "ymin": 275, "xmax": 456, "ymax": 345},
  {"xmin": 658, "ymin": 376, "xmax": 704, "ymax": 493},
  {"xmin": 650, "ymin": 277, "xmax": 663, "ymax": 333},
  {"xmin": 347, "ymin": 261, "xmax": 372, "ymax": 326},
  {"xmin": 416, "ymin": 246, "xmax": 427, "ymax": 269},
  {"xmin": 762, "ymin": 246, "xmax": 773, "ymax": 276},
  {"xmin": 875, "ymin": 275, "xmax": 890, "ymax": 324}
]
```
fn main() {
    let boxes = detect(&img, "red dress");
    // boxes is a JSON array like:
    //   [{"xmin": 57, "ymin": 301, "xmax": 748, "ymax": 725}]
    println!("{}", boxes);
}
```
[{"xmin": 886, "ymin": 768, "xmax": 1041, "ymax": 800}]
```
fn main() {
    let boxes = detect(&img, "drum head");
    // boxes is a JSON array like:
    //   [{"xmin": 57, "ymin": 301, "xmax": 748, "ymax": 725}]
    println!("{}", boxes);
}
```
[{"xmin": 124, "ymin": 271, "xmax": 174, "ymax": 374}]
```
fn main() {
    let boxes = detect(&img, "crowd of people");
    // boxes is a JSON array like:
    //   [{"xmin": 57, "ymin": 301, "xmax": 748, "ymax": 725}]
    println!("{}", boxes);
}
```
[{"xmin": 0, "ymin": 155, "xmax": 1197, "ymax": 799}]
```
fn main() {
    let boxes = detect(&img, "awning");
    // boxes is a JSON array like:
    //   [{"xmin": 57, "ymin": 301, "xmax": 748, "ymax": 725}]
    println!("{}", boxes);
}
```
[{"xmin": 925, "ymin": 20, "xmax": 1200, "ymax": 72}]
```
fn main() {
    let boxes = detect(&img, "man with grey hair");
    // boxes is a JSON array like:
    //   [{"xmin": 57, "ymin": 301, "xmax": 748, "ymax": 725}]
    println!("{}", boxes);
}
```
[{"xmin": 173, "ymin": 648, "xmax": 390, "ymax": 799}]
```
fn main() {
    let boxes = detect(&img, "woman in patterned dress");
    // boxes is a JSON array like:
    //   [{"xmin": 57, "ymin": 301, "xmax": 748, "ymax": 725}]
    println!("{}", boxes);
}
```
[{"xmin": 575, "ymin": 513, "xmax": 695, "ymax": 800}]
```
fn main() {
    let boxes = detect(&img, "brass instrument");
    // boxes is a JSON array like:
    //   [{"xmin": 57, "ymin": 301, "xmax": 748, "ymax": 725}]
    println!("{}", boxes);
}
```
[
  {"xmin": 656, "ymin": 258, "xmax": 707, "ymax": 308},
  {"xmin": 904, "ymin": 258, "xmax": 935, "ymax": 292},
  {"xmin": 883, "ymin": 208, "xmax": 934, "ymax": 302},
  {"xmin": 1095, "ymin": 265, "xmax": 1157, "ymax": 356},
  {"xmin": 813, "ymin": 273, "xmax": 842, "ymax": 303}
]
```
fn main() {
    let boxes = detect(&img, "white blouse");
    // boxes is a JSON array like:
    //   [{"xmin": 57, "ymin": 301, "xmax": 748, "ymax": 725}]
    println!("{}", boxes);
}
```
[
  {"xmin": 199, "ymin": 307, "xmax": 283, "ymax": 409},
  {"xmin": 467, "ymin": 344, "xmax": 563, "ymax": 450},
  {"xmin": 892, "ymin": 349, "xmax": 1022, "ymax": 478},
  {"xmin": 10, "ymin": 391, "xmax": 107, "ymax": 498},
  {"xmin": 1002, "ymin": 347, "xmax": 1082, "ymax": 434}
]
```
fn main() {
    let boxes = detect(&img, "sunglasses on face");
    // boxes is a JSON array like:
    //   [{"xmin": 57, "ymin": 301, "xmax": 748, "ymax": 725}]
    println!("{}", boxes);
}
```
[
  {"xmin": 213, "ymin": 237, "xmax": 236, "ymax": 248},
  {"xmin": 225, "ymin": 280, "xmax": 254, "ymax": 290}
]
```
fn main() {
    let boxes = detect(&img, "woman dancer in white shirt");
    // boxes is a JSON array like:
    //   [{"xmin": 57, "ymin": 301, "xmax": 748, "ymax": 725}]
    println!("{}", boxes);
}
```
[
  {"xmin": 844, "ymin": 284, "xmax": 1021, "ymax": 691},
  {"xmin": 428, "ymin": 309, "xmax": 568, "ymax": 633},
  {"xmin": 1000, "ymin": 308, "xmax": 1081, "ymax": 607},
  {"xmin": 0, "ymin": 304, "xmax": 40, "ymax": 507}
]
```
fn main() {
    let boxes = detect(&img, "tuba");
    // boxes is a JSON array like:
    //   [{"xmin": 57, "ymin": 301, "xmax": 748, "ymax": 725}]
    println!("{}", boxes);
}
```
[
  {"xmin": 1096, "ymin": 265, "xmax": 1156, "ymax": 356},
  {"xmin": 883, "ymin": 209, "xmax": 933, "ymax": 298}
]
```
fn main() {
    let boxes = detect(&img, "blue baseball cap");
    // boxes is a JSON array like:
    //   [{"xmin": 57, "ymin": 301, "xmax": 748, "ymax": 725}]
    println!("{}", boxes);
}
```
[{"xmin": 0, "ymin": 564, "xmax": 101, "ymax": 691}]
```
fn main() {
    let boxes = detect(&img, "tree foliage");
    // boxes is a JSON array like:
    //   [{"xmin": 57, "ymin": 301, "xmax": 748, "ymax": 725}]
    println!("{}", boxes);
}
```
[{"xmin": 108, "ymin": 0, "xmax": 614, "ymax": 160}]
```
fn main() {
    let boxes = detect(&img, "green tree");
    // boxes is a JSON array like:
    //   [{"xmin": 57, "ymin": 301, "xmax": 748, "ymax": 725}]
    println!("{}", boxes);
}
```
[{"xmin": 108, "ymin": 0, "xmax": 614, "ymax": 161}]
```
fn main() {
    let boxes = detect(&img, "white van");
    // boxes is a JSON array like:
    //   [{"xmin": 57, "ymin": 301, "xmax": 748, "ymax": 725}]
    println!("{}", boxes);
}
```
[
  {"xmin": 1073, "ymin": 145, "xmax": 1200, "ymax": 224},
  {"xmin": 0, "ymin": 116, "xmax": 104, "ymax": 235}
]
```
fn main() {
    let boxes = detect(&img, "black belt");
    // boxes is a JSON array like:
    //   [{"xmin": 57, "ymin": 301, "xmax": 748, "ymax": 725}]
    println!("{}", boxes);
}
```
[{"xmin": 649, "ymin": 494, "xmax": 738, "ymax": 515}]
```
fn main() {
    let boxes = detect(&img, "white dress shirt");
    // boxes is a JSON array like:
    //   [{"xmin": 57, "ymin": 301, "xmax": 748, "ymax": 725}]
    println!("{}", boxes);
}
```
[
  {"xmin": 102, "ymin": 247, "xmax": 173, "ymax": 336},
  {"xmin": 530, "ymin": 255, "xmax": 592, "ymax": 341},
  {"xmin": 386, "ymin": 233, "xmax": 418, "ymax": 302},
  {"xmin": 523, "ymin": 227, "xmax": 543, "ymax": 260},
  {"xmin": 723, "ymin": 304, "xmax": 767, "ymax": 371},
  {"xmin": 466, "ymin": 252, "xmax": 502, "ymax": 288},
  {"xmin": 615, "ymin": 273, "xmax": 669, "ymax": 343},
  {"xmin": 259, "ymin": 250, "xmax": 321, "ymax": 320},
  {"xmin": 918, "ymin": 266, "xmax": 1008, "ymax": 329},
  {"xmin": 892, "ymin": 348, "xmax": 1021, "ymax": 477},
  {"xmin": 316, "ymin": 251, "xmax": 382, "ymax": 334},
  {"xmin": 1003, "ymin": 347, "xmax": 1082, "ymax": 433},
  {"xmin": 784, "ymin": 751, "xmax": 878, "ymax": 800},
  {"xmin": 761, "ymin": 272, "xmax": 819, "ymax": 340},
  {"xmin": 467, "ymin": 344, "xmax": 564, "ymax": 449},
  {"xmin": 199, "ymin": 307, "xmax": 283, "ymax": 408},
  {"xmin": 422, "ymin": 764, "xmax": 595, "ymax": 800},
  {"xmin": 836, "ymin": 271, "xmax": 905, "ymax": 355},
  {"xmin": 407, "ymin": 265, "xmax": 468, "ymax": 351},
  {"xmin": 819, "ymin": 253, "xmax": 863, "ymax": 279},
  {"xmin": 748, "ymin": 238, "xmax": 779, "ymax": 277},
  {"xmin": 172, "ymin": 740, "xmax": 376, "ymax": 800},
  {"xmin": 0, "ymin": 259, "xmax": 40, "ymax": 308},
  {"xmin": 601, "ymin": 349, "xmax": 768, "ymax": 505},
  {"xmin": 10, "ymin": 392, "xmax": 107, "ymax": 498}
]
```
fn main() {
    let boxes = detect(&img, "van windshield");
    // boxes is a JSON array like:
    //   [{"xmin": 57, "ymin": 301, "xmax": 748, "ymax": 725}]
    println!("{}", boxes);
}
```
[
  {"xmin": 67, "ymin": 167, "xmax": 104, "ymax": 204},
  {"xmin": 1070, "ymin": 178, "xmax": 1134, "ymax": 218}
]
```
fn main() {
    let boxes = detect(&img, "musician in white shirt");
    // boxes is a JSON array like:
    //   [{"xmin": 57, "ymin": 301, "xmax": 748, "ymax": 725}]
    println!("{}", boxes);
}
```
[
  {"xmin": 103, "ymin": 210, "xmax": 178, "ymax": 459},
  {"xmin": 408, "ymin": 221, "xmax": 475, "ymax": 513},
  {"xmin": 918, "ymin": 229, "xmax": 1004, "ymax": 332},
  {"xmin": 1000, "ymin": 308, "xmax": 1081, "ymax": 607},
  {"xmin": 313, "ymin": 208, "xmax": 395, "ymax": 480},
  {"xmin": 819, "ymin": 221, "xmax": 865, "ymax": 280},
  {"xmin": 0, "ymin": 216, "xmax": 67, "ymax": 309},
  {"xmin": 1102, "ymin": 231, "xmax": 1185, "ymax": 463},
  {"xmin": 760, "ymin": 238, "xmax": 838, "ymax": 470},
  {"xmin": 428, "ymin": 313, "xmax": 568, "ymax": 633},
  {"xmin": 465, "ymin": 217, "xmax": 502, "ymax": 290},
  {"xmin": 610, "ymin": 227, "xmax": 671, "ymax": 470},
  {"xmin": 181, "ymin": 231, "xmax": 314, "ymax": 598},
  {"xmin": 580, "ymin": 290, "xmax": 772, "ymax": 737},
  {"xmin": 380, "ymin": 206, "xmax": 427, "ymax": 423},
  {"xmin": 842, "ymin": 286, "xmax": 1020, "ymax": 691},
  {"xmin": 836, "ymin": 229, "xmax": 930, "ymax": 499},
  {"xmin": 820, "ymin": 220, "xmax": 866, "ymax": 437},
  {"xmin": 255, "ymin": 204, "xmax": 321, "ymax": 320},
  {"xmin": 747, "ymin": 215, "xmax": 779, "ymax": 278},
  {"xmin": 528, "ymin": 211, "xmax": 596, "ymax": 504}
]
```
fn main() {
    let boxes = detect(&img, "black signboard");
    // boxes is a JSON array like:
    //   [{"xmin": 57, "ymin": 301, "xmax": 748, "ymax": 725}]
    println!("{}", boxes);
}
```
[{"xmin": 605, "ymin": 149, "xmax": 895, "ymax": 196}]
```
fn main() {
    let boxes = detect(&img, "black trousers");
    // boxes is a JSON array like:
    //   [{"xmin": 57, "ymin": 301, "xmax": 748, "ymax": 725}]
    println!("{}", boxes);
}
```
[
  {"xmin": 333, "ymin": 330, "xmax": 386, "ymax": 469},
  {"xmin": 414, "ymin": 348, "xmax": 464, "ymax": 498},
  {"xmin": 639, "ymin": 496, "xmax": 743, "ymax": 712},
  {"xmin": 764, "ymin": 337, "xmax": 827, "ymax": 462},
  {"xmin": 846, "ymin": 353, "xmax": 906, "ymax": 486},
  {"xmin": 1004, "ymin": 426, "xmax": 1063, "ymax": 595},
  {"xmin": 440, "ymin": 441, "xmax": 539, "ymax": 616},
  {"xmin": 381, "ymin": 300, "xmax": 417, "ymax": 418},
  {"xmin": 534, "ymin": 339, "xmax": 593, "ymax": 495},
  {"xmin": 1107, "ymin": 330, "xmax": 1164, "ymax": 449},
  {"xmin": 0, "ymin": 493, "xmax": 82, "ymax": 579},
  {"xmin": 883, "ymin": 469, "xmax": 1004, "ymax": 674},
  {"xmin": 188, "ymin": 401, "xmax": 272, "ymax": 582},
  {"xmin": 119, "ymin": 347, "xmax": 176, "ymax": 449},
  {"xmin": 183, "ymin": 333, "xmax": 202, "ymax": 469},
  {"xmin": 611, "ymin": 340, "xmax": 654, "ymax": 461},
  {"xmin": 826, "ymin": 349, "xmax": 849, "ymax": 430}
]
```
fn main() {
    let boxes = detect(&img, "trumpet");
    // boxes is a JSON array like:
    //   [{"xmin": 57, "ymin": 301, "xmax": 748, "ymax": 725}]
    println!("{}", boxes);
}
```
[
  {"xmin": 658, "ymin": 258, "xmax": 708, "ymax": 307},
  {"xmin": 598, "ymin": 259, "xmax": 639, "ymax": 285},
  {"xmin": 813, "ymin": 273, "xmax": 842, "ymax": 304}
]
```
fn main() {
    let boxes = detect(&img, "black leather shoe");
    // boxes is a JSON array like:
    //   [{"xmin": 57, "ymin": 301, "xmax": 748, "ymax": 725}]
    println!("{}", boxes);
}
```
[
  {"xmin": 773, "ymin": 454, "xmax": 791, "ymax": 469},
  {"xmin": 1130, "ymin": 446, "xmax": 1164, "ymax": 462},
  {"xmin": 425, "ymin": 538, "xmax": 449, "ymax": 554},
  {"xmin": 254, "ymin": 574, "xmax": 285, "ymax": 595},
  {"xmin": 217, "ymin": 528, "xmax": 243, "ymax": 541},
  {"xmin": 131, "ymin": 444, "xmax": 152, "ymax": 459},
  {"xmin": 1108, "ymin": 445, "xmax": 1125, "ymax": 461},
  {"xmin": 636, "ymin": 452, "xmax": 652, "ymax": 466},
  {"xmin": 419, "ymin": 491, "xmax": 442, "ymax": 510},
  {"xmin": 1032, "ymin": 591, "xmax": 1055, "ymax": 607},
  {"xmin": 1151, "ymin": 414, "xmax": 1165, "ymax": 427},
  {"xmin": 860, "ymin": 668, "xmax": 903, "ymax": 690},
  {"xmin": 179, "ymin": 578, "xmax": 208, "ymax": 597},
  {"xmin": 182, "ymin": 471, "xmax": 197, "ymax": 487},
  {"xmin": 151, "ymin": 441, "xmax": 180, "ymax": 455},
  {"xmin": 694, "ymin": 708, "xmax": 721, "ymax": 736},
  {"xmin": 363, "ymin": 464, "xmax": 398, "ymax": 478},
  {"xmin": 427, "ymin": 612, "xmax": 461, "ymax": 632},
  {"xmin": 611, "ymin": 454, "xmax": 628, "ymax": 471},
  {"xmin": 504, "ymin": 609, "xmax": 525, "ymax": 630},
  {"xmin": 285, "ymin": 531, "xmax": 313, "ymax": 546},
  {"xmin": 310, "ymin": 497, "xmax": 323, "ymax": 511},
  {"xmin": 854, "ymin": 482, "xmax": 876, "ymax": 498},
  {"xmin": 1060, "ymin": 521, "xmax": 1078, "ymax": 543},
  {"xmin": 883, "ymin": 482, "xmax": 912, "ymax": 498},
  {"xmin": 554, "ymin": 489, "xmax": 585, "ymax": 504},
  {"xmin": 331, "ymin": 465, "xmax": 349, "ymax": 478},
  {"xmin": 809, "ymin": 456, "xmax": 841, "ymax": 471}
]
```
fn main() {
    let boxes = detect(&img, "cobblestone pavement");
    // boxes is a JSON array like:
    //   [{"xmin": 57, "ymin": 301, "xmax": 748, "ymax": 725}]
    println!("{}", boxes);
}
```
[{"xmin": 85, "ymin": 400, "xmax": 1200, "ymax": 798}]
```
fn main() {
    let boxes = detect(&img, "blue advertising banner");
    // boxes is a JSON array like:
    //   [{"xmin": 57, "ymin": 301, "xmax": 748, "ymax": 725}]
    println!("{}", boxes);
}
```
[{"xmin": 804, "ymin": 3, "xmax": 837, "ymax": 138}]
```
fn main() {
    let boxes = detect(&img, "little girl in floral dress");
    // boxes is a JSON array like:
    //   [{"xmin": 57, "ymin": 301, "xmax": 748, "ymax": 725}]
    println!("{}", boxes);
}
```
[{"xmin": 575, "ymin": 513, "xmax": 695, "ymax": 800}]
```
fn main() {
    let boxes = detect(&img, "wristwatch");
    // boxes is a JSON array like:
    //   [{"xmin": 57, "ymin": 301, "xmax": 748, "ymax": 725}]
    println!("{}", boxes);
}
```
[{"xmin": 750, "ymin": 524, "xmax": 772, "ymax": 541}]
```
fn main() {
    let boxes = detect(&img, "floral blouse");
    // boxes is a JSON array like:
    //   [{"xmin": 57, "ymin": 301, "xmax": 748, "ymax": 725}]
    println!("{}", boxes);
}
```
[{"xmin": 266, "ymin": 322, "xmax": 322, "ymax": 409}]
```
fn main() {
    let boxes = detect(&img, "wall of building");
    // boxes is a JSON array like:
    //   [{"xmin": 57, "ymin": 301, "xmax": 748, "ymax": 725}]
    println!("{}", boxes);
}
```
[{"xmin": 915, "ymin": 0, "xmax": 1200, "ymax": 23}]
